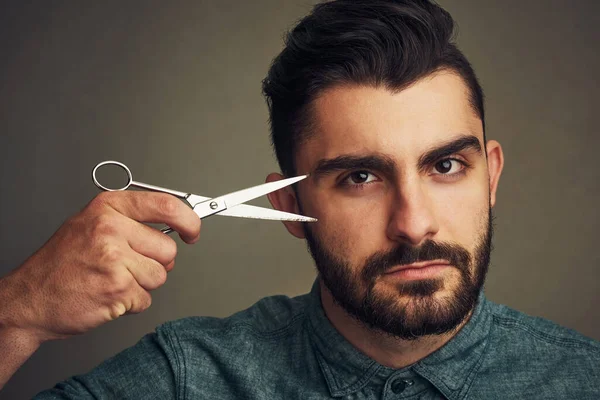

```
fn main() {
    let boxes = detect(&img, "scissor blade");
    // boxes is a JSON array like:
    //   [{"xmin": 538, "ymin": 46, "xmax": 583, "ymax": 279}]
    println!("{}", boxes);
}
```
[
  {"xmin": 184, "ymin": 194, "xmax": 211, "ymax": 206},
  {"xmin": 213, "ymin": 175, "xmax": 308, "ymax": 210},
  {"xmin": 218, "ymin": 203, "xmax": 317, "ymax": 222}
]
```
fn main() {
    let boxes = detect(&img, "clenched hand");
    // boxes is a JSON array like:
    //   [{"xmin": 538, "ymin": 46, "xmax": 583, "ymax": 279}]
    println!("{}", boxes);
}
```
[{"xmin": 0, "ymin": 191, "xmax": 201, "ymax": 345}]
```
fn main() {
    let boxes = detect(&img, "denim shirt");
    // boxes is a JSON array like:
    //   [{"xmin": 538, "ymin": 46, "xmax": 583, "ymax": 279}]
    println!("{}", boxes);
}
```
[{"xmin": 36, "ymin": 280, "xmax": 600, "ymax": 399}]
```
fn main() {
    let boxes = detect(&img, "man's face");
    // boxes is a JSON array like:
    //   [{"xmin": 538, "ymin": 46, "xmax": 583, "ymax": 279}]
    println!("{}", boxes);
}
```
[{"xmin": 294, "ymin": 71, "xmax": 495, "ymax": 339}]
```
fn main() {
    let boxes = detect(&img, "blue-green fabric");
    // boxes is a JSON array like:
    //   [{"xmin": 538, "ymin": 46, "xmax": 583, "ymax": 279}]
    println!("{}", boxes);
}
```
[{"xmin": 35, "ymin": 280, "xmax": 600, "ymax": 399}]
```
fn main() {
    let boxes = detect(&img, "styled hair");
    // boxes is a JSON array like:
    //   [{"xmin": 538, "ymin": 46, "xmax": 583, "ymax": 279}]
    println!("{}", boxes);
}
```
[{"xmin": 262, "ymin": 0, "xmax": 485, "ymax": 176}]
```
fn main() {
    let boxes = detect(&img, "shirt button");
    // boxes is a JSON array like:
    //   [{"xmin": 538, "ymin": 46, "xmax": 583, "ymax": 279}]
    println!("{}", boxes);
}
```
[{"xmin": 391, "ymin": 379, "xmax": 414, "ymax": 394}]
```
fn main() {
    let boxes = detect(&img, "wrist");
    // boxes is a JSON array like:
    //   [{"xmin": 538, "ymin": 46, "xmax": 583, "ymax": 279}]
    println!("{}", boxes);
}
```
[
  {"xmin": 0, "ymin": 324, "xmax": 42, "ymax": 351},
  {"xmin": 0, "ymin": 324, "xmax": 42, "ymax": 389},
  {"xmin": 0, "ymin": 271, "xmax": 45, "ymax": 346}
]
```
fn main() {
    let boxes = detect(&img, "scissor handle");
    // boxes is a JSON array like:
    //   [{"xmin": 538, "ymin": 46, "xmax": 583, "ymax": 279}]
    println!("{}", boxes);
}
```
[
  {"xmin": 92, "ymin": 161, "xmax": 134, "ymax": 192},
  {"xmin": 92, "ymin": 161, "xmax": 190, "ymax": 236},
  {"xmin": 92, "ymin": 161, "xmax": 189, "ymax": 198}
]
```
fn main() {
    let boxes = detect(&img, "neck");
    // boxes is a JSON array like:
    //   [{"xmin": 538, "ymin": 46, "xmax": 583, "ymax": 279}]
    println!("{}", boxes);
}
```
[{"xmin": 319, "ymin": 280, "xmax": 472, "ymax": 369}]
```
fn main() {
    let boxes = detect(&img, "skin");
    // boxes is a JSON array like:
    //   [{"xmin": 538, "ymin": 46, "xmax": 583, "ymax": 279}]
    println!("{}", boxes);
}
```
[
  {"xmin": 267, "ymin": 70, "xmax": 504, "ymax": 368},
  {"xmin": 0, "ymin": 191, "xmax": 201, "ymax": 388}
]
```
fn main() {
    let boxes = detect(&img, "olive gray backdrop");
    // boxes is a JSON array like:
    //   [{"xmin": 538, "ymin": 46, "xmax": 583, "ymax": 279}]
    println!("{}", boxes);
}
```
[{"xmin": 0, "ymin": 1, "xmax": 598, "ymax": 398}]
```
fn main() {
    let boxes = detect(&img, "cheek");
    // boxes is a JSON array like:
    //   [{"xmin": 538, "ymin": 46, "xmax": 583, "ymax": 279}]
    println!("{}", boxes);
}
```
[
  {"xmin": 431, "ymin": 180, "xmax": 489, "ymax": 249},
  {"xmin": 306, "ymin": 193, "xmax": 388, "ymax": 265}
]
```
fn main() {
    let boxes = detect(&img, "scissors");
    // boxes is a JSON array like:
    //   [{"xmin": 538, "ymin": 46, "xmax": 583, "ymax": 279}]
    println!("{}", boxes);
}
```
[{"xmin": 92, "ymin": 160, "xmax": 316, "ymax": 234}]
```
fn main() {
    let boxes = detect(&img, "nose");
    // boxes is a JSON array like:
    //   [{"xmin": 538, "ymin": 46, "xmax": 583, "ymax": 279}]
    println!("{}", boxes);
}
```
[{"xmin": 386, "ymin": 178, "xmax": 439, "ymax": 245}]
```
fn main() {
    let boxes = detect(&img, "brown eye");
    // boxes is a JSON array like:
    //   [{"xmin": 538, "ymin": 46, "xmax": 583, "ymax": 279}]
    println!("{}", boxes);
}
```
[
  {"xmin": 433, "ymin": 159, "xmax": 463, "ymax": 175},
  {"xmin": 435, "ymin": 159, "xmax": 453, "ymax": 173},
  {"xmin": 349, "ymin": 171, "xmax": 370, "ymax": 183},
  {"xmin": 343, "ymin": 170, "xmax": 377, "ymax": 186}
]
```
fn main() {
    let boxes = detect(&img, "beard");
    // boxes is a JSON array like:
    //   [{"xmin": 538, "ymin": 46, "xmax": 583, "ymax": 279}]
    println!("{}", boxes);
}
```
[{"xmin": 304, "ymin": 208, "xmax": 493, "ymax": 340}]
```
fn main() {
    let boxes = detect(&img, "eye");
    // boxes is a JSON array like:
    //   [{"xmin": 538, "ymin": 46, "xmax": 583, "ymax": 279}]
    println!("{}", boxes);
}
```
[
  {"xmin": 432, "ymin": 158, "xmax": 465, "ymax": 175},
  {"xmin": 343, "ymin": 170, "xmax": 378, "ymax": 186}
]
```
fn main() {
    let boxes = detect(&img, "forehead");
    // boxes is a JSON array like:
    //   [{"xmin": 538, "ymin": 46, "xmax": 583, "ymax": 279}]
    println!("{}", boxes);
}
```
[{"xmin": 296, "ymin": 71, "xmax": 483, "ymax": 172}]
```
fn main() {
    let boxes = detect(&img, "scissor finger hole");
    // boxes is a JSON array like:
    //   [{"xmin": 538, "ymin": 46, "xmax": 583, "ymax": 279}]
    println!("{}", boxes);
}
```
[{"xmin": 92, "ymin": 161, "xmax": 133, "ymax": 191}]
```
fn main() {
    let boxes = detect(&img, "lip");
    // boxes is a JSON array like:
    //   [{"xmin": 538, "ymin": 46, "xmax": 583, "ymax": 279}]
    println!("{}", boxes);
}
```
[{"xmin": 385, "ymin": 260, "xmax": 450, "ymax": 274}]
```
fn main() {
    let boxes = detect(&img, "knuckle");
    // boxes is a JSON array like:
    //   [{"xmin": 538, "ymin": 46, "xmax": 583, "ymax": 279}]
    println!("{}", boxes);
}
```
[
  {"xmin": 155, "ymin": 265, "xmax": 168, "ymax": 286},
  {"xmin": 131, "ymin": 291, "xmax": 152, "ymax": 313},
  {"xmin": 108, "ymin": 302, "xmax": 127, "ymax": 320},
  {"xmin": 141, "ymin": 292, "xmax": 152, "ymax": 311},
  {"xmin": 156, "ymin": 195, "xmax": 180, "ymax": 219},
  {"xmin": 105, "ymin": 267, "xmax": 132, "ymax": 293},
  {"xmin": 90, "ymin": 214, "xmax": 117, "ymax": 238},
  {"xmin": 146, "ymin": 262, "xmax": 167, "ymax": 289},
  {"xmin": 97, "ymin": 242, "xmax": 123, "ymax": 266},
  {"xmin": 193, "ymin": 219, "xmax": 201, "ymax": 238},
  {"xmin": 90, "ymin": 191, "xmax": 114, "ymax": 208},
  {"xmin": 163, "ymin": 237, "xmax": 178, "ymax": 261}
]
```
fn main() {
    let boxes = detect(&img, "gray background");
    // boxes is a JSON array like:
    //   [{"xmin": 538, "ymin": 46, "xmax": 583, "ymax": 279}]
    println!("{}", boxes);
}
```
[{"xmin": 0, "ymin": 0, "xmax": 598, "ymax": 398}]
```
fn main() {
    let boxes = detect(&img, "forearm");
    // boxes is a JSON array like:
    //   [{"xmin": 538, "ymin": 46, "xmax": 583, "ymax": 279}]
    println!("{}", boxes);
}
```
[
  {"xmin": 0, "ymin": 326, "xmax": 40, "ymax": 389},
  {"xmin": 0, "ymin": 273, "xmax": 42, "ymax": 389}
]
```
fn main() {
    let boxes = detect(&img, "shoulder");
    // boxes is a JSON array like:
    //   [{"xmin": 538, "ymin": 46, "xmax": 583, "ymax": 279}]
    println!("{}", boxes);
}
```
[
  {"xmin": 487, "ymin": 299, "xmax": 600, "ymax": 354},
  {"xmin": 467, "ymin": 299, "xmax": 600, "ymax": 397},
  {"xmin": 157, "ymin": 291, "xmax": 311, "ymax": 344},
  {"xmin": 483, "ymin": 299, "xmax": 600, "ymax": 383}
]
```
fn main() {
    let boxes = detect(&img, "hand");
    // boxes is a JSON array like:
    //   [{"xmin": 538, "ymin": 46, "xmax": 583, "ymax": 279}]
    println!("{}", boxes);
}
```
[{"xmin": 0, "ymin": 191, "xmax": 201, "ymax": 345}]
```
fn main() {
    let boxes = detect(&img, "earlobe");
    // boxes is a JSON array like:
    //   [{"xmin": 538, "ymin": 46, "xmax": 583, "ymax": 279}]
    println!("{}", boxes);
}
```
[
  {"xmin": 485, "ymin": 140, "xmax": 504, "ymax": 208},
  {"xmin": 266, "ymin": 173, "xmax": 306, "ymax": 239}
]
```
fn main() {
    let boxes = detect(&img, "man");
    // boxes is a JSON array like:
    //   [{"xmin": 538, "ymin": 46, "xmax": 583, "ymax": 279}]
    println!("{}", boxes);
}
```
[{"xmin": 0, "ymin": 0, "xmax": 598, "ymax": 398}]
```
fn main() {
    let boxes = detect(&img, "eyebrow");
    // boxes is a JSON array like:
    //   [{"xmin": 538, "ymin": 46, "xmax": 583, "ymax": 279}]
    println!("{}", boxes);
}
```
[
  {"xmin": 311, "ymin": 134, "xmax": 483, "ymax": 180},
  {"xmin": 312, "ymin": 154, "xmax": 396, "ymax": 181},
  {"xmin": 417, "ymin": 135, "xmax": 483, "ymax": 173}
]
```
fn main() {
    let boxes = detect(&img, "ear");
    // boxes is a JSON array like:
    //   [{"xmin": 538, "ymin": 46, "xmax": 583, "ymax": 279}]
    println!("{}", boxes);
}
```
[
  {"xmin": 485, "ymin": 140, "xmax": 504, "ymax": 208},
  {"xmin": 266, "ymin": 173, "xmax": 306, "ymax": 239}
]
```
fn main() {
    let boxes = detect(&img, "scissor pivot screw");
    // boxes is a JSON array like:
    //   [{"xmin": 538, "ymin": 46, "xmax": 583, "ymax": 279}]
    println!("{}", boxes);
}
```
[{"xmin": 209, "ymin": 201, "xmax": 218, "ymax": 210}]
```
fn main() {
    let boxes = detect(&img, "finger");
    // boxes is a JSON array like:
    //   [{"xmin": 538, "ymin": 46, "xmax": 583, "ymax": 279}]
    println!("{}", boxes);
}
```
[
  {"xmin": 120, "ymin": 216, "xmax": 178, "ymax": 267},
  {"xmin": 92, "ymin": 191, "xmax": 201, "ymax": 242},
  {"xmin": 102, "ymin": 277, "xmax": 152, "ymax": 318},
  {"xmin": 165, "ymin": 259, "xmax": 175, "ymax": 273},
  {"xmin": 180, "ymin": 227, "xmax": 200, "ymax": 245},
  {"xmin": 125, "ymin": 286, "xmax": 153, "ymax": 315},
  {"xmin": 124, "ymin": 250, "xmax": 168, "ymax": 291}
]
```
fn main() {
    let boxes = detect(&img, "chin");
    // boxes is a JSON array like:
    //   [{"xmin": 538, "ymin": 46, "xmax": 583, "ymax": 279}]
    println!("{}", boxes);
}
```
[{"xmin": 380, "ymin": 276, "xmax": 465, "ymax": 309}]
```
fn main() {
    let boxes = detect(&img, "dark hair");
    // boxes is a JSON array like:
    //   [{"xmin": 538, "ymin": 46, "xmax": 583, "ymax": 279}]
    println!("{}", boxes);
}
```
[{"xmin": 262, "ymin": 0, "xmax": 485, "ymax": 176}]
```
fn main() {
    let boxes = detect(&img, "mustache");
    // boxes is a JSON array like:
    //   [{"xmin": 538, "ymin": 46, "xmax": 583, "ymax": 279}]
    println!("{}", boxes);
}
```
[{"xmin": 362, "ymin": 239, "xmax": 472, "ymax": 281}]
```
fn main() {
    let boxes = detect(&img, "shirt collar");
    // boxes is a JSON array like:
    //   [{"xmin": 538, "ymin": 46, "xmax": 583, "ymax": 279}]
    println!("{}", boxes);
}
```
[{"xmin": 305, "ymin": 279, "xmax": 492, "ymax": 399}]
